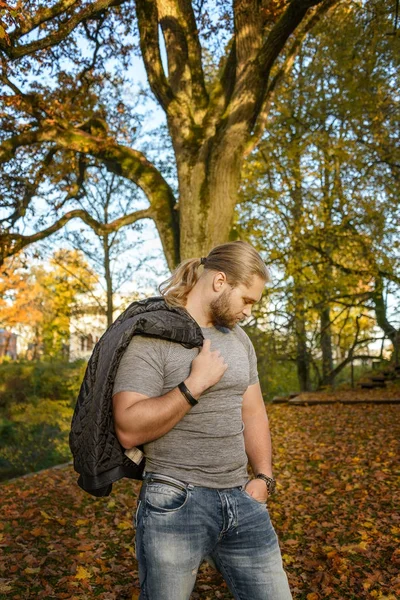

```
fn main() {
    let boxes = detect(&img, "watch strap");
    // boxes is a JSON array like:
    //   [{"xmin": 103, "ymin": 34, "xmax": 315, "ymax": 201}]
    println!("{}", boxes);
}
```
[{"xmin": 255, "ymin": 473, "xmax": 276, "ymax": 495}]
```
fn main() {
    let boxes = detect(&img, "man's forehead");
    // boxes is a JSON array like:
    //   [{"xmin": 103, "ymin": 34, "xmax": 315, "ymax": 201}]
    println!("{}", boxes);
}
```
[{"xmin": 237, "ymin": 278, "xmax": 265, "ymax": 302}]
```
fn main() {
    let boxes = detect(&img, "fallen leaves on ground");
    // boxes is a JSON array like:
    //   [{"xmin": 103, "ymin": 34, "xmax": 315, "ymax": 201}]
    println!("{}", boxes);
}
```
[
  {"xmin": 0, "ymin": 404, "xmax": 398, "ymax": 599},
  {"xmin": 294, "ymin": 380, "xmax": 400, "ymax": 402}
]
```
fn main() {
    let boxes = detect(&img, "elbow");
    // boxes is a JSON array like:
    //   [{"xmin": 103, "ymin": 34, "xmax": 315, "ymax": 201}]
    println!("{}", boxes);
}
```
[{"xmin": 115, "ymin": 427, "xmax": 138, "ymax": 450}]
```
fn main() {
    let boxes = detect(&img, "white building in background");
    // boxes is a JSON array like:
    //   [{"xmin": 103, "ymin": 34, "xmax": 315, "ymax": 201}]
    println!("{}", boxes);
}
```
[{"xmin": 69, "ymin": 291, "xmax": 141, "ymax": 361}]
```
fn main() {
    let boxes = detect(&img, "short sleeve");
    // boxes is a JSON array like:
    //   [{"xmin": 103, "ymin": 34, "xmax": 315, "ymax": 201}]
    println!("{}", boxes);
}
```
[
  {"xmin": 112, "ymin": 335, "xmax": 169, "ymax": 397},
  {"xmin": 234, "ymin": 325, "xmax": 259, "ymax": 386},
  {"xmin": 248, "ymin": 339, "xmax": 259, "ymax": 386}
]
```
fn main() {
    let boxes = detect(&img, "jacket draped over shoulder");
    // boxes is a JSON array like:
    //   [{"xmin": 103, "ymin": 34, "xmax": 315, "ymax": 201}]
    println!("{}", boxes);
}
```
[{"xmin": 69, "ymin": 296, "xmax": 203, "ymax": 497}]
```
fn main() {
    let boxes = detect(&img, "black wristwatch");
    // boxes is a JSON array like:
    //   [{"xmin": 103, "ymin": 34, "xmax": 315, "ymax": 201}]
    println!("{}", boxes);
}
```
[{"xmin": 255, "ymin": 473, "xmax": 276, "ymax": 495}]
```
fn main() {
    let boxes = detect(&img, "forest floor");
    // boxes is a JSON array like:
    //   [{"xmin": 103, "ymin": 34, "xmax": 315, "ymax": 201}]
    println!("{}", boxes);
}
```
[
  {"xmin": 286, "ymin": 378, "xmax": 400, "ymax": 404},
  {"xmin": 1, "ymin": 404, "xmax": 399, "ymax": 600}
]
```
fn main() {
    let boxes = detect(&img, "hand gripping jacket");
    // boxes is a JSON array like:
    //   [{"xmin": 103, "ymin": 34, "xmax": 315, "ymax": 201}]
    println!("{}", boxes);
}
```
[{"xmin": 69, "ymin": 296, "xmax": 204, "ymax": 497}]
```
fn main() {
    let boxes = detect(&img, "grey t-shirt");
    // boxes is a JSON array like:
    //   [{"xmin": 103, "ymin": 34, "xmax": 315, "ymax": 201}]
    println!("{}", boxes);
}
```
[{"xmin": 112, "ymin": 324, "xmax": 259, "ymax": 488}]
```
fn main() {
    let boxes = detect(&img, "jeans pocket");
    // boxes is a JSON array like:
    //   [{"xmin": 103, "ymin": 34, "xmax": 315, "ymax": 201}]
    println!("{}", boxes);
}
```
[
  {"xmin": 145, "ymin": 482, "xmax": 189, "ymax": 513},
  {"xmin": 134, "ymin": 499, "xmax": 142, "ymax": 528},
  {"xmin": 242, "ymin": 488, "xmax": 266, "ymax": 505}
]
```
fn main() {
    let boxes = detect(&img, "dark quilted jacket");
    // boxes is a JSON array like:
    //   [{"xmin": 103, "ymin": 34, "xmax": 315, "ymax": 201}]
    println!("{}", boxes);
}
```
[{"xmin": 69, "ymin": 296, "xmax": 204, "ymax": 497}]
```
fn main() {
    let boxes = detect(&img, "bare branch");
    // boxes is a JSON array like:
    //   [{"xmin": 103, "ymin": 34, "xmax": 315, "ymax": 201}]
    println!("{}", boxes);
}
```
[
  {"xmin": 1, "ymin": 148, "xmax": 57, "ymax": 227},
  {"xmin": 0, "ymin": 125, "xmax": 180, "ymax": 267},
  {"xmin": 0, "ymin": 207, "xmax": 153, "ymax": 261}
]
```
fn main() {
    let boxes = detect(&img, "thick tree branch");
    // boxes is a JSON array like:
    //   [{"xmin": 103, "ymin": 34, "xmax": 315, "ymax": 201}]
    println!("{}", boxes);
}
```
[
  {"xmin": 1, "ymin": 0, "xmax": 127, "ymax": 59},
  {"xmin": 11, "ymin": 0, "xmax": 78, "ymax": 37},
  {"xmin": 223, "ymin": 0, "xmax": 324, "ymax": 134},
  {"xmin": 257, "ymin": 0, "xmax": 324, "ymax": 75},
  {"xmin": 0, "ymin": 125, "xmax": 180, "ymax": 267},
  {"xmin": 158, "ymin": 0, "xmax": 208, "ymax": 112},
  {"xmin": 372, "ymin": 274, "xmax": 399, "ymax": 343},
  {"xmin": 234, "ymin": 0, "xmax": 264, "ymax": 70},
  {"xmin": 135, "ymin": 0, "xmax": 174, "ymax": 110},
  {"xmin": 0, "ymin": 207, "xmax": 153, "ymax": 261},
  {"xmin": 245, "ymin": 0, "xmax": 338, "ymax": 156}
]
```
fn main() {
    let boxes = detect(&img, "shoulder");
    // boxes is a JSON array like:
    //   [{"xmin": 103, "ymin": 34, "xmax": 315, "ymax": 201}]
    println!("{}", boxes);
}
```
[
  {"xmin": 232, "ymin": 325, "xmax": 255, "ymax": 352},
  {"xmin": 124, "ymin": 334, "xmax": 172, "ymax": 357},
  {"xmin": 232, "ymin": 324, "xmax": 251, "ymax": 343}
]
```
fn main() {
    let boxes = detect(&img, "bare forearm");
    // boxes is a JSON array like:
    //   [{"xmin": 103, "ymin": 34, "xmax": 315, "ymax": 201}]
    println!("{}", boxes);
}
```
[
  {"xmin": 120, "ymin": 376, "xmax": 205, "ymax": 447},
  {"xmin": 243, "ymin": 414, "xmax": 273, "ymax": 477}
]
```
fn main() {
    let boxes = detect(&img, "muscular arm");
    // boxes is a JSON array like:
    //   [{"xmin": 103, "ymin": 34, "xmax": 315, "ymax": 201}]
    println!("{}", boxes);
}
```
[
  {"xmin": 113, "ymin": 338, "xmax": 227, "ymax": 448},
  {"xmin": 242, "ymin": 381, "xmax": 273, "ymax": 500},
  {"xmin": 112, "ymin": 374, "xmax": 203, "ymax": 448}
]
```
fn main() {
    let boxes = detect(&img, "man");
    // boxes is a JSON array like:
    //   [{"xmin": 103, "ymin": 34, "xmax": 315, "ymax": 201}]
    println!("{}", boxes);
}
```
[{"xmin": 112, "ymin": 241, "xmax": 292, "ymax": 600}]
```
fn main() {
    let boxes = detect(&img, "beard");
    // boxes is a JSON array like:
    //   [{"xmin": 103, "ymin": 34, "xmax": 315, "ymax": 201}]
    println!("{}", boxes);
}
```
[{"xmin": 209, "ymin": 289, "xmax": 241, "ymax": 329}]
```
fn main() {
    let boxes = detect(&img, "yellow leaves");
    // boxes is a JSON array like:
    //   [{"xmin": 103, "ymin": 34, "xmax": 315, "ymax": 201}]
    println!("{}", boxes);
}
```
[
  {"xmin": 75, "ymin": 518, "xmax": 89, "ymax": 527},
  {"xmin": 362, "ymin": 520, "xmax": 374, "ymax": 529},
  {"xmin": 75, "ymin": 566, "xmax": 92, "ymax": 580},
  {"xmin": 358, "ymin": 541, "xmax": 369, "ymax": 550},
  {"xmin": 24, "ymin": 567, "xmax": 40, "ymax": 574},
  {"xmin": 323, "ymin": 488, "xmax": 336, "ymax": 495},
  {"xmin": 0, "ymin": 581, "xmax": 12, "ymax": 594},
  {"xmin": 307, "ymin": 593, "xmax": 320, "ymax": 600},
  {"xmin": 390, "ymin": 526, "xmax": 399, "ymax": 535},
  {"xmin": 117, "ymin": 520, "xmax": 132, "ymax": 531},
  {"xmin": 40, "ymin": 510, "xmax": 52, "ymax": 521}
]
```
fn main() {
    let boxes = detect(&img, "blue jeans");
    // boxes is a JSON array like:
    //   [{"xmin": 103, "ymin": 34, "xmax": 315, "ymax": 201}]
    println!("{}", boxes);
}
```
[{"xmin": 135, "ymin": 473, "xmax": 292, "ymax": 600}]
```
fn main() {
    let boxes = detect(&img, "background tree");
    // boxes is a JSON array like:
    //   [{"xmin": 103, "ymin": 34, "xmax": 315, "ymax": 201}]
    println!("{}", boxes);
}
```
[
  {"xmin": 0, "ymin": 0, "xmax": 346, "ymax": 268},
  {"xmin": 237, "ymin": 0, "xmax": 399, "ymax": 389},
  {"xmin": 0, "ymin": 249, "xmax": 97, "ymax": 358},
  {"xmin": 61, "ymin": 167, "xmax": 163, "ymax": 326}
]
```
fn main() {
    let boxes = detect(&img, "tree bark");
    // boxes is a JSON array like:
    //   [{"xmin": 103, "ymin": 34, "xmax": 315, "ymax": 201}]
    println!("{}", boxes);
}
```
[
  {"xmin": 372, "ymin": 275, "xmax": 400, "ymax": 366},
  {"xmin": 320, "ymin": 305, "xmax": 334, "ymax": 386},
  {"xmin": 102, "ymin": 235, "xmax": 114, "ymax": 328},
  {"xmin": 0, "ymin": 0, "xmax": 334, "ymax": 268}
]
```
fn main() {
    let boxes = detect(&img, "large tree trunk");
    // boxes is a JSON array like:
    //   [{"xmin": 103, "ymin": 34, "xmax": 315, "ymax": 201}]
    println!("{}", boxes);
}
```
[
  {"xmin": 0, "ymin": 0, "xmax": 334, "ymax": 269},
  {"xmin": 175, "ymin": 139, "xmax": 243, "ymax": 258}
]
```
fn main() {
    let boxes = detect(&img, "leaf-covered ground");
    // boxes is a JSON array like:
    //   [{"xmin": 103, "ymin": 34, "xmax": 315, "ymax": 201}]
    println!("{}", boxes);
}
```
[{"xmin": 1, "ymin": 404, "xmax": 399, "ymax": 600}]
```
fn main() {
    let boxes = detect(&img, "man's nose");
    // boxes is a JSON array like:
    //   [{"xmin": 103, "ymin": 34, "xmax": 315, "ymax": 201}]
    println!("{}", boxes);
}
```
[{"xmin": 243, "ymin": 306, "xmax": 252, "ymax": 317}]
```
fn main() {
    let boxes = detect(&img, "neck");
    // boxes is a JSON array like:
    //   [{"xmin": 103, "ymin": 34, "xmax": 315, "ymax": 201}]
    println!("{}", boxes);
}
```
[{"xmin": 184, "ymin": 285, "xmax": 213, "ymax": 328}]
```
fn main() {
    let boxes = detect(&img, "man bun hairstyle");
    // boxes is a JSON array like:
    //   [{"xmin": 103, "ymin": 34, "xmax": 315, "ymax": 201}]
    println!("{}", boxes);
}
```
[{"xmin": 159, "ymin": 240, "xmax": 270, "ymax": 308}]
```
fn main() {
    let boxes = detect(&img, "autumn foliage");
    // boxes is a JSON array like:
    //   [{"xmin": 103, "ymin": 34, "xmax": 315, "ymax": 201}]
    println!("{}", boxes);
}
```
[{"xmin": 1, "ymin": 404, "xmax": 398, "ymax": 599}]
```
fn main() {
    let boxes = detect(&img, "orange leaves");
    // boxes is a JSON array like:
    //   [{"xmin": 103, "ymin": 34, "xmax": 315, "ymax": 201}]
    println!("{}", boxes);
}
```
[{"xmin": 1, "ymin": 403, "xmax": 399, "ymax": 599}]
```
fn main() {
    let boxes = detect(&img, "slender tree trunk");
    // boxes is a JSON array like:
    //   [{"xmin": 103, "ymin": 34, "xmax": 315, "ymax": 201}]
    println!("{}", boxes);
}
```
[
  {"xmin": 318, "ymin": 139, "xmax": 335, "ymax": 386},
  {"xmin": 293, "ymin": 287, "xmax": 310, "ymax": 391},
  {"xmin": 102, "ymin": 234, "xmax": 114, "ymax": 327},
  {"xmin": 289, "ymin": 144, "xmax": 310, "ymax": 391},
  {"xmin": 372, "ymin": 275, "xmax": 400, "ymax": 366},
  {"xmin": 320, "ymin": 305, "xmax": 334, "ymax": 386}
]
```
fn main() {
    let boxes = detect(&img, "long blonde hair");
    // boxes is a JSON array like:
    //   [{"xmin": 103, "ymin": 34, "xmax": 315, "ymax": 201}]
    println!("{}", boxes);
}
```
[{"xmin": 159, "ymin": 241, "xmax": 269, "ymax": 308}]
